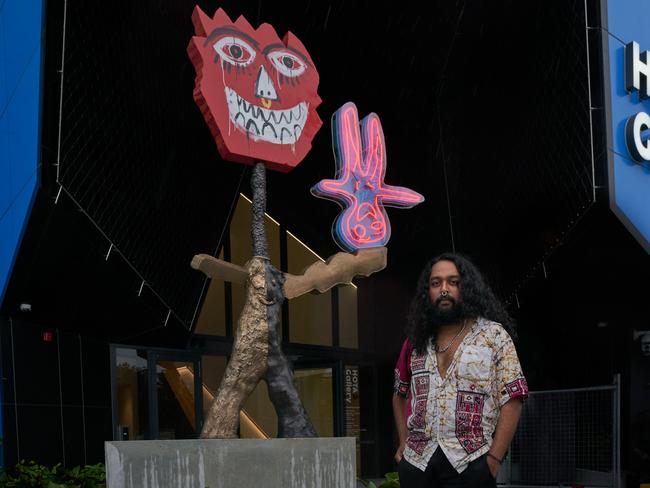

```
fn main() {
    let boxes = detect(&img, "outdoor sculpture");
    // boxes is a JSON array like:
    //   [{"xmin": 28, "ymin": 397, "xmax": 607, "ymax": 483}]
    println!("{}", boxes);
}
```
[{"xmin": 188, "ymin": 7, "xmax": 423, "ymax": 439}]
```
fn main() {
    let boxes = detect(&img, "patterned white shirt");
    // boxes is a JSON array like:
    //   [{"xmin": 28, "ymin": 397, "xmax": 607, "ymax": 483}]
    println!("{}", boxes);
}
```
[{"xmin": 394, "ymin": 317, "xmax": 528, "ymax": 473}]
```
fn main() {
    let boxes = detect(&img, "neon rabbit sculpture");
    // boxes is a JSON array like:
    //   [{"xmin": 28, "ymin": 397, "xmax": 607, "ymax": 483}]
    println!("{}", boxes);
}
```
[{"xmin": 312, "ymin": 102, "xmax": 424, "ymax": 253}]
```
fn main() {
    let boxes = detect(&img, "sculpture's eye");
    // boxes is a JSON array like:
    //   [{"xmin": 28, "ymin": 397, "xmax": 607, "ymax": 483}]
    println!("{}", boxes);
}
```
[
  {"xmin": 213, "ymin": 37, "xmax": 256, "ymax": 67},
  {"xmin": 267, "ymin": 51, "xmax": 306, "ymax": 78}
]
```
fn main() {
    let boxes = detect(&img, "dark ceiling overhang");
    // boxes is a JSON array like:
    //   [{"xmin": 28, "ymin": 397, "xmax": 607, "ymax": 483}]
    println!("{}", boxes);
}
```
[{"xmin": 3, "ymin": 0, "xmax": 599, "ymax": 345}]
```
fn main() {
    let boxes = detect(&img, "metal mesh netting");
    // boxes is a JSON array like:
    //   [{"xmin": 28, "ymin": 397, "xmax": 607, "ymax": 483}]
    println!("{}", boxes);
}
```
[
  {"xmin": 440, "ymin": 0, "xmax": 595, "ymax": 299},
  {"xmin": 56, "ymin": 1, "xmax": 244, "ymax": 326},
  {"xmin": 52, "ymin": 0, "xmax": 597, "ymax": 324},
  {"xmin": 509, "ymin": 387, "xmax": 618, "ymax": 487}
]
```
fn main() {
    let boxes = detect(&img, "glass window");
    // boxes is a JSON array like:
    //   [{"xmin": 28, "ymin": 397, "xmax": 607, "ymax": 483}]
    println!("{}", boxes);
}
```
[
  {"xmin": 194, "ymin": 250, "xmax": 227, "ymax": 336},
  {"xmin": 287, "ymin": 232, "xmax": 332, "ymax": 346},
  {"xmin": 201, "ymin": 355, "xmax": 227, "ymax": 392},
  {"xmin": 294, "ymin": 367, "xmax": 334, "ymax": 437},
  {"xmin": 242, "ymin": 382, "xmax": 277, "ymax": 438},
  {"xmin": 156, "ymin": 360, "xmax": 197, "ymax": 439},
  {"xmin": 115, "ymin": 348, "xmax": 149, "ymax": 440},
  {"xmin": 229, "ymin": 193, "xmax": 281, "ymax": 267},
  {"xmin": 201, "ymin": 355, "xmax": 228, "ymax": 422},
  {"xmin": 338, "ymin": 285, "xmax": 358, "ymax": 348}
]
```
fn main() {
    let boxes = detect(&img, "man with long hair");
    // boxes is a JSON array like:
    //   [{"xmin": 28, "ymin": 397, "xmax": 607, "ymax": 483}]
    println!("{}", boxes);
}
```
[{"xmin": 393, "ymin": 253, "xmax": 527, "ymax": 488}]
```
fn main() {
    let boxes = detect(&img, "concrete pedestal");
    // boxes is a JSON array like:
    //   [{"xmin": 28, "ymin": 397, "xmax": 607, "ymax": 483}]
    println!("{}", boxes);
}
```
[{"xmin": 105, "ymin": 437, "xmax": 356, "ymax": 488}]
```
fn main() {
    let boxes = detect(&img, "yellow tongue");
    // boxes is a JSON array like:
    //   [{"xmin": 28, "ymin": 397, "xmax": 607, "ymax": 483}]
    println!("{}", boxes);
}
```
[{"xmin": 260, "ymin": 98, "xmax": 272, "ymax": 109}]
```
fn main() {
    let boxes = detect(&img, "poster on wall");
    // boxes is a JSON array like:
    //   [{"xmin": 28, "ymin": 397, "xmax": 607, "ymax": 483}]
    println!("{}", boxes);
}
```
[{"xmin": 344, "ymin": 365, "xmax": 361, "ymax": 469}]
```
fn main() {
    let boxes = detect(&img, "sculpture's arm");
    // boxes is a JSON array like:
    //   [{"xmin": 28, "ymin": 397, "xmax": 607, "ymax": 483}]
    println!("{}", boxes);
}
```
[
  {"xmin": 191, "ymin": 246, "xmax": 387, "ymax": 300},
  {"xmin": 283, "ymin": 247, "xmax": 387, "ymax": 299},
  {"xmin": 191, "ymin": 254, "xmax": 248, "ymax": 283}
]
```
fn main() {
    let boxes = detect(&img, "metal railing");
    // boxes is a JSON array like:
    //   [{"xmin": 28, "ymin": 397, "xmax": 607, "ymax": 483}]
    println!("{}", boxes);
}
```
[{"xmin": 499, "ymin": 375, "xmax": 620, "ymax": 488}]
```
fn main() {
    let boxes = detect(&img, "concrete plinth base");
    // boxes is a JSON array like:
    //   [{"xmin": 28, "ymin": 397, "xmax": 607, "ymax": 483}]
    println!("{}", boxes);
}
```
[{"xmin": 105, "ymin": 437, "xmax": 356, "ymax": 488}]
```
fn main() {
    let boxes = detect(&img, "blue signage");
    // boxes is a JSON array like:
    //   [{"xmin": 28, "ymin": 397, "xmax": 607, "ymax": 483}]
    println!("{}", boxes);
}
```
[{"xmin": 602, "ymin": 0, "xmax": 650, "ymax": 253}]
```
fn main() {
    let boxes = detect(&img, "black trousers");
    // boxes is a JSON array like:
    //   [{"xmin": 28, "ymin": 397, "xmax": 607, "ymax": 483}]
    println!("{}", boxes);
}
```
[{"xmin": 398, "ymin": 448, "xmax": 497, "ymax": 488}]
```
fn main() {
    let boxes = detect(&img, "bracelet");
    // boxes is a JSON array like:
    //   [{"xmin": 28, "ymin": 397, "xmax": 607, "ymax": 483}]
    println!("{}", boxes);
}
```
[{"xmin": 487, "ymin": 452, "xmax": 503, "ymax": 464}]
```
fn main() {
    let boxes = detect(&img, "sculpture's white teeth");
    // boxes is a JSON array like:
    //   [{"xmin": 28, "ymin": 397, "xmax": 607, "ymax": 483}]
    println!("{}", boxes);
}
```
[{"xmin": 225, "ymin": 86, "xmax": 308, "ymax": 145}]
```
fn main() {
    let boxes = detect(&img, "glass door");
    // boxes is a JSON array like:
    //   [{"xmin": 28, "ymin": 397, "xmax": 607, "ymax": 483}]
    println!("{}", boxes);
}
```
[
  {"xmin": 150, "ymin": 352, "xmax": 203, "ymax": 440},
  {"xmin": 113, "ymin": 347, "xmax": 150, "ymax": 440},
  {"xmin": 111, "ymin": 347, "xmax": 203, "ymax": 440}
]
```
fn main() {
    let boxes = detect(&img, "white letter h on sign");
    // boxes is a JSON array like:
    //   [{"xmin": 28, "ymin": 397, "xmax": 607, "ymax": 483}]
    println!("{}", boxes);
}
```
[{"xmin": 625, "ymin": 41, "xmax": 650, "ymax": 99}]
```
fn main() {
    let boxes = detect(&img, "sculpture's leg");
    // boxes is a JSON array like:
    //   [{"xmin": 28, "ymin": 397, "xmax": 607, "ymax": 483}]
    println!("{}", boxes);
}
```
[
  {"xmin": 200, "ymin": 257, "xmax": 270, "ymax": 438},
  {"xmin": 201, "ymin": 164, "xmax": 271, "ymax": 438},
  {"xmin": 264, "ymin": 264, "xmax": 317, "ymax": 438}
]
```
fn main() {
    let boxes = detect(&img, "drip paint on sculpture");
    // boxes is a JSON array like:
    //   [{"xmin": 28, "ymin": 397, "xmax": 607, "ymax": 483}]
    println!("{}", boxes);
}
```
[
  {"xmin": 187, "ymin": 7, "xmax": 323, "ymax": 172},
  {"xmin": 312, "ymin": 102, "xmax": 424, "ymax": 252}
]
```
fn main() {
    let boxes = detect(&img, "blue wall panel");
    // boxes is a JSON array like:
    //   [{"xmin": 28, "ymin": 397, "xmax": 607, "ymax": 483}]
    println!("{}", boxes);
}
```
[
  {"xmin": 0, "ymin": 0, "xmax": 44, "ymax": 303},
  {"xmin": 0, "ymin": 0, "xmax": 45, "ymax": 466},
  {"xmin": 604, "ymin": 0, "xmax": 650, "ymax": 252}
]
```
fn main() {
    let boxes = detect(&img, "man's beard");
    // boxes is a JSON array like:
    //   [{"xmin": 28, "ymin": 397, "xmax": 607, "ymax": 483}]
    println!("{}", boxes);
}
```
[{"xmin": 425, "ymin": 296, "xmax": 466, "ymax": 327}]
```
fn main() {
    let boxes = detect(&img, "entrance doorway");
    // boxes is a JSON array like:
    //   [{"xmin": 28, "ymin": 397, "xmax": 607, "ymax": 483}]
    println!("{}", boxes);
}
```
[{"xmin": 111, "ymin": 346, "xmax": 203, "ymax": 440}]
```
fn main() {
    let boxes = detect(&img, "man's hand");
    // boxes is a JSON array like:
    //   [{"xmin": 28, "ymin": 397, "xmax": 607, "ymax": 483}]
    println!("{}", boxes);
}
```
[
  {"xmin": 394, "ymin": 442, "xmax": 405, "ymax": 463},
  {"xmin": 392, "ymin": 395, "xmax": 408, "ymax": 465},
  {"xmin": 486, "ymin": 455, "xmax": 500, "ymax": 479},
  {"xmin": 488, "ymin": 398, "xmax": 522, "ymax": 478}
]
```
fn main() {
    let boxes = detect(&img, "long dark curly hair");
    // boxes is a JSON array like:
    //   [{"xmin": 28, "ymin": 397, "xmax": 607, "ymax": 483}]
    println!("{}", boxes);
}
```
[{"xmin": 406, "ymin": 252, "xmax": 516, "ymax": 355}]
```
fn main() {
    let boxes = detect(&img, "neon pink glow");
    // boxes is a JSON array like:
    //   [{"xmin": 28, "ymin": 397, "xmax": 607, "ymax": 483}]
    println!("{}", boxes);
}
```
[{"xmin": 311, "ymin": 102, "xmax": 424, "ymax": 252}]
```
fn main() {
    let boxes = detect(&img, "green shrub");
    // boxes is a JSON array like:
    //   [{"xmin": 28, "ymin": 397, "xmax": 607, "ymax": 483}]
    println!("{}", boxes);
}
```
[
  {"xmin": 359, "ymin": 471, "xmax": 400, "ymax": 488},
  {"xmin": 0, "ymin": 460, "xmax": 106, "ymax": 487}
]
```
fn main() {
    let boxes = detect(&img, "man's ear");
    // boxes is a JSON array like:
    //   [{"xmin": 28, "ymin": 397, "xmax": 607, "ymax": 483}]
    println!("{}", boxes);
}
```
[{"xmin": 191, "ymin": 254, "xmax": 247, "ymax": 284}]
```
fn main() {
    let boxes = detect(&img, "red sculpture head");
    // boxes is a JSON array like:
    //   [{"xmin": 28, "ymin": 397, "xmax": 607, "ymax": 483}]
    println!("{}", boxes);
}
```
[{"xmin": 188, "ymin": 7, "xmax": 322, "ymax": 173}]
